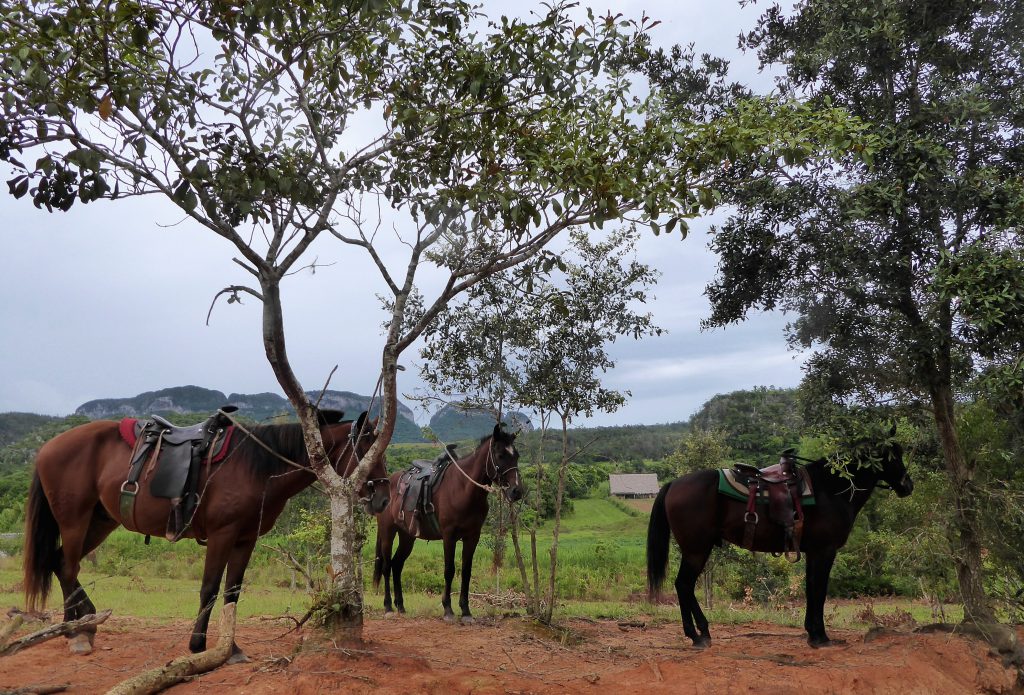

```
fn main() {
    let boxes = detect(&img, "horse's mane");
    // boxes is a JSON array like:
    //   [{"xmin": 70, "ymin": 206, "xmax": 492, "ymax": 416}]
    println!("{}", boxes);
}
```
[{"xmin": 231, "ymin": 423, "xmax": 312, "ymax": 478}]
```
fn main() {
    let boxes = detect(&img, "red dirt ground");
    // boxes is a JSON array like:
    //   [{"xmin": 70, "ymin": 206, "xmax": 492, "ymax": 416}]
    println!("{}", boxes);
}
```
[{"xmin": 2, "ymin": 613, "xmax": 1020, "ymax": 694}]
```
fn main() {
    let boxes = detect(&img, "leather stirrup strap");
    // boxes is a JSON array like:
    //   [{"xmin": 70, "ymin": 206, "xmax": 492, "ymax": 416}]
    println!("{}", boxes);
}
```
[
  {"xmin": 120, "ymin": 429, "xmax": 165, "ymax": 532},
  {"xmin": 785, "ymin": 482, "xmax": 805, "ymax": 562},
  {"xmin": 742, "ymin": 482, "xmax": 760, "ymax": 550}
]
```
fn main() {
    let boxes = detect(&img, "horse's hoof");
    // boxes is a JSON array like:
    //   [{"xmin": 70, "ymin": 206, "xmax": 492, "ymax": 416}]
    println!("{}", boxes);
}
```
[
  {"xmin": 809, "ymin": 637, "xmax": 846, "ymax": 649},
  {"xmin": 384, "ymin": 610, "xmax": 397, "ymax": 619},
  {"xmin": 68, "ymin": 633, "xmax": 94, "ymax": 655},
  {"xmin": 460, "ymin": 615, "xmax": 475, "ymax": 625},
  {"xmin": 443, "ymin": 613, "xmax": 456, "ymax": 623},
  {"xmin": 693, "ymin": 636, "xmax": 711, "ymax": 649}
]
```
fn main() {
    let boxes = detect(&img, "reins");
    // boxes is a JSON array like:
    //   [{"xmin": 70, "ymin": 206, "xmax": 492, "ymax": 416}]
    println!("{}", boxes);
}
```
[
  {"xmin": 442, "ymin": 439, "xmax": 496, "ymax": 494},
  {"xmin": 435, "ymin": 434, "xmax": 520, "ymax": 495}
]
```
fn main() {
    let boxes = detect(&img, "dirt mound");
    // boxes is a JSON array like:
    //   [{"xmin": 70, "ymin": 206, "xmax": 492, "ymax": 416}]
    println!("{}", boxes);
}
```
[{"xmin": 2, "ymin": 615, "xmax": 1018, "ymax": 694}]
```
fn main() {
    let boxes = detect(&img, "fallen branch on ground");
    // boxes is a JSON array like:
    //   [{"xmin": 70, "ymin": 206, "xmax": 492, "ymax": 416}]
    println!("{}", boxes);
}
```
[
  {"xmin": 0, "ymin": 610, "xmax": 111, "ymax": 657},
  {"xmin": 1, "ymin": 684, "xmax": 69, "ymax": 695},
  {"xmin": 104, "ymin": 603, "xmax": 236, "ymax": 695},
  {"xmin": 0, "ymin": 614, "xmax": 25, "ymax": 649}
]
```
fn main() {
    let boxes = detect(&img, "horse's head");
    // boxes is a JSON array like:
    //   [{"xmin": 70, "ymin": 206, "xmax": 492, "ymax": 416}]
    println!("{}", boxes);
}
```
[
  {"xmin": 325, "ymin": 410, "xmax": 390, "ymax": 514},
  {"xmin": 487, "ymin": 423, "xmax": 523, "ymax": 502},
  {"xmin": 878, "ymin": 439, "xmax": 914, "ymax": 498}
]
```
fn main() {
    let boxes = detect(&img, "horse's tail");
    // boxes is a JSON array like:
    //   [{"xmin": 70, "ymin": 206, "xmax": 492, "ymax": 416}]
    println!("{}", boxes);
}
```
[
  {"xmin": 646, "ymin": 482, "xmax": 673, "ymax": 601},
  {"xmin": 372, "ymin": 527, "xmax": 384, "ymax": 590},
  {"xmin": 24, "ymin": 471, "xmax": 59, "ymax": 612}
]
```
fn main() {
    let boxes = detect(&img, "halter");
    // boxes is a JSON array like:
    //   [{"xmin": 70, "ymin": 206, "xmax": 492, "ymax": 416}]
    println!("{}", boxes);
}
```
[
  {"xmin": 337, "ymin": 421, "xmax": 389, "ymax": 504},
  {"xmin": 443, "ymin": 437, "xmax": 520, "ymax": 495},
  {"xmin": 485, "ymin": 440, "xmax": 521, "ymax": 491}
]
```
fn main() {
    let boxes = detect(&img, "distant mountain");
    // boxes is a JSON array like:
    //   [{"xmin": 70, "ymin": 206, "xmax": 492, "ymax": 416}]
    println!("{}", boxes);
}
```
[
  {"xmin": 74, "ymin": 385, "xmax": 425, "ymax": 442},
  {"xmin": 428, "ymin": 404, "xmax": 533, "ymax": 443}
]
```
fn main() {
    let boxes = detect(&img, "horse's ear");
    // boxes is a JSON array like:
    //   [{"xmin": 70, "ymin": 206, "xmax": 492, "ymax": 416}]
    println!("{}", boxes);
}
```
[
  {"xmin": 492, "ymin": 423, "xmax": 503, "ymax": 441},
  {"xmin": 316, "ymin": 409, "xmax": 345, "ymax": 425},
  {"xmin": 355, "ymin": 411, "xmax": 368, "ymax": 431},
  {"xmin": 888, "ymin": 422, "xmax": 897, "ymax": 438}
]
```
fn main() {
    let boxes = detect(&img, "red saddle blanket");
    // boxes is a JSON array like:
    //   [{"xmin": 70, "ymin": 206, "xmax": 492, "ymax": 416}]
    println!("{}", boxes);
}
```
[{"xmin": 118, "ymin": 418, "xmax": 234, "ymax": 464}]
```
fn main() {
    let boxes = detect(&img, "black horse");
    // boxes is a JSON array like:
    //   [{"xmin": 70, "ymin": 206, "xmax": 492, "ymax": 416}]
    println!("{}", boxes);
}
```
[
  {"xmin": 647, "ymin": 436, "xmax": 913, "ymax": 648},
  {"xmin": 374, "ymin": 425, "xmax": 524, "ymax": 622}
]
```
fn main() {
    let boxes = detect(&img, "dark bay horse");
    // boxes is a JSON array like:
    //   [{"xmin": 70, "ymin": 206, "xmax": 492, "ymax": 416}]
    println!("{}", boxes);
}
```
[
  {"xmin": 24, "ymin": 410, "xmax": 389, "ymax": 657},
  {"xmin": 647, "ymin": 436, "xmax": 913, "ymax": 648},
  {"xmin": 373, "ymin": 424, "xmax": 524, "ymax": 623}
]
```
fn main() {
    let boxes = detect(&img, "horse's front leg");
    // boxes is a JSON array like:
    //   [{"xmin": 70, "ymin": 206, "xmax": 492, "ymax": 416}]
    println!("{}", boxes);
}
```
[
  {"xmin": 804, "ymin": 548, "xmax": 840, "ymax": 647},
  {"xmin": 189, "ymin": 533, "xmax": 233, "ymax": 653},
  {"xmin": 440, "ymin": 533, "xmax": 459, "ymax": 622},
  {"xmin": 220, "ymin": 540, "xmax": 256, "ymax": 663},
  {"xmin": 458, "ymin": 531, "xmax": 480, "ymax": 624},
  {"xmin": 391, "ymin": 531, "xmax": 416, "ymax": 615}
]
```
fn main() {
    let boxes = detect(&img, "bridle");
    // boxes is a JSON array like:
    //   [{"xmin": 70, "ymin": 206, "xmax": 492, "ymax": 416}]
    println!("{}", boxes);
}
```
[
  {"xmin": 485, "ymin": 441, "xmax": 520, "ymax": 492},
  {"xmin": 340, "ymin": 422, "xmax": 389, "ymax": 504}
]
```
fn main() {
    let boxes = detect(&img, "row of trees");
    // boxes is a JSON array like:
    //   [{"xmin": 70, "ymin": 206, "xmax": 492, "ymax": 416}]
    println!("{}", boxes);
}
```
[{"xmin": 3, "ymin": 0, "xmax": 1023, "ymax": 648}]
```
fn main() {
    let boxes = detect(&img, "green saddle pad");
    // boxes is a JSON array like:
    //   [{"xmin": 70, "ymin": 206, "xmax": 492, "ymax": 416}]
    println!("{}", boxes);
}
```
[{"xmin": 717, "ymin": 468, "xmax": 816, "ymax": 506}]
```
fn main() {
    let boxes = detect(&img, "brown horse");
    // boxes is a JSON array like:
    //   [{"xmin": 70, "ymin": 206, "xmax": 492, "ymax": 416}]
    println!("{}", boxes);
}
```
[
  {"xmin": 373, "ymin": 424, "xmax": 523, "ymax": 623},
  {"xmin": 23, "ymin": 409, "xmax": 389, "ymax": 657},
  {"xmin": 647, "ymin": 435, "xmax": 913, "ymax": 648}
]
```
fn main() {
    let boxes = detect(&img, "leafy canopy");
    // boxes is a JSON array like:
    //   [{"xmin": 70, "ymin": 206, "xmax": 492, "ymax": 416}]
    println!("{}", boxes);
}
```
[{"xmin": 699, "ymin": 0, "xmax": 1024, "ymax": 414}]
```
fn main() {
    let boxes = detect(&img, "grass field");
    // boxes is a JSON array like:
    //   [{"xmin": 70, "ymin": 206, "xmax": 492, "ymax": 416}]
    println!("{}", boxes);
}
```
[{"xmin": 0, "ymin": 494, "xmax": 960, "ymax": 629}]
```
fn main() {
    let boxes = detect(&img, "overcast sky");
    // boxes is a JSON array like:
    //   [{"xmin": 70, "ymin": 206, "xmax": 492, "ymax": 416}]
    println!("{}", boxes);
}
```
[{"xmin": 0, "ymin": 1, "xmax": 805, "ymax": 427}]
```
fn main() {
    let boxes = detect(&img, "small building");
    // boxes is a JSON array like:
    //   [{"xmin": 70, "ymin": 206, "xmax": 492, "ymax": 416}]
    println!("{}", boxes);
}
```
[{"xmin": 609, "ymin": 473, "xmax": 660, "ymax": 499}]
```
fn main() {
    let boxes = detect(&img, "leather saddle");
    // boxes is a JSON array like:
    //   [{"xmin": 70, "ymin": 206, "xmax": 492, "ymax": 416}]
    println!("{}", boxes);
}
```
[
  {"xmin": 395, "ymin": 445, "xmax": 455, "ymax": 538},
  {"xmin": 730, "ymin": 449, "xmax": 808, "ymax": 560},
  {"xmin": 118, "ymin": 406, "xmax": 237, "ymax": 541}
]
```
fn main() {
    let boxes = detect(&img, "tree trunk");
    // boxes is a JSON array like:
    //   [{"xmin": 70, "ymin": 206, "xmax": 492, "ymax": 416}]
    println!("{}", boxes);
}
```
[
  {"xmin": 703, "ymin": 558, "xmax": 714, "ymax": 611},
  {"xmin": 491, "ymin": 495, "xmax": 507, "ymax": 592},
  {"xmin": 509, "ymin": 513, "xmax": 532, "ymax": 609},
  {"xmin": 932, "ymin": 385, "xmax": 996, "ymax": 624},
  {"xmin": 527, "ymin": 410, "xmax": 549, "ymax": 618},
  {"xmin": 325, "ymin": 478, "xmax": 364, "ymax": 640},
  {"xmin": 260, "ymin": 279, "xmax": 367, "ymax": 637},
  {"xmin": 543, "ymin": 415, "xmax": 571, "ymax": 624},
  {"xmin": 530, "ymin": 529, "xmax": 541, "ymax": 617}
]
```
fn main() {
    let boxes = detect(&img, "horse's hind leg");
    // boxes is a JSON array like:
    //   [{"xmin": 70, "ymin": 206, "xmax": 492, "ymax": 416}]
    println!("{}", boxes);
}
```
[
  {"xmin": 57, "ymin": 506, "xmax": 117, "ymax": 654},
  {"xmin": 674, "ymin": 550, "xmax": 713, "ymax": 649},
  {"xmin": 390, "ymin": 531, "xmax": 415, "ymax": 614}
]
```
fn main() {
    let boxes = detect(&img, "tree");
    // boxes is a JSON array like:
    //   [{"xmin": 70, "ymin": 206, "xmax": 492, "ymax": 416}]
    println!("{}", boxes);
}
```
[
  {"xmin": 0, "ymin": 0, "xmax": 698, "ymax": 635},
  {"xmin": 686, "ymin": 0, "xmax": 1024, "ymax": 631},
  {"xmin": 419, "ymin": 227, "xmax": 661, "ymax": 621},
  {"xmin": 667, "ymin": 426, "xmax": 731, "ymax": 476}
]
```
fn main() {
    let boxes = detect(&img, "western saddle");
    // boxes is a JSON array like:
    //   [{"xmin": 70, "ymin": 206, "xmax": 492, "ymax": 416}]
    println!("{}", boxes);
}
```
[
  {"xmin": 119, "ymin": 406, "xmax": 237, "ymax": 542},
  {"xmin": 394, "ymin": 444, "xmax": 456, "ymax": 538},
  {"xmin": 731, "ymin": 448, "xmax": 806, "ymax": 560}
]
